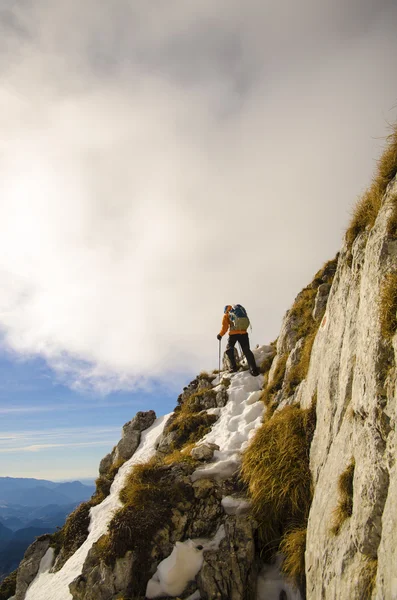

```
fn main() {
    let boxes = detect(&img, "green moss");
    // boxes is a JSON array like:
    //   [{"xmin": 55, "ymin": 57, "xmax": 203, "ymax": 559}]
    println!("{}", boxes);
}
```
[
  {"xmin": 331, "ymin": 459, "xmax": 355, "ymax": 535},
  {"xmin": 0, "ymin": 569, "xmax": 17, "ymax": 600}
]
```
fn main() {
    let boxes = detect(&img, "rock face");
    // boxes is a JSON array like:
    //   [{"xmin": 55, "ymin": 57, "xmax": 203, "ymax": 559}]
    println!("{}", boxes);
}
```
[
  {"xmin": 198, "ymin": 516, "xmax": 259, "ymax": 600},
  {"xmin": 14, "ymin": 536, "xmax": 51, "ymax": 600},
  {"xmin": 297, "ymin": 178, "xmax": 397, "ymax": 599}
]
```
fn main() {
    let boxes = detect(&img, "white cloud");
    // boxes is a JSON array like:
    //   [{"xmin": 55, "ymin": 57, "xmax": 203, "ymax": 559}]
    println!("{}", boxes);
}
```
[{"xmin": 0, "ymin": 0, "xmax": 396, "ymax": 391}]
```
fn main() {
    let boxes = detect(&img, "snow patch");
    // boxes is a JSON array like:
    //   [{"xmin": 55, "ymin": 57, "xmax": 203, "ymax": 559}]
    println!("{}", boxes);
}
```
[
  {"xmin": 256, "ymin": 556, "xmax": 302, "ymax": 600},
  {"xmin": 221, "ymin": 495, "xmax": 251, "ymax": 515},
  {"xmin": 146, "ymin": 540, "xmax": 204, "ymax": 599},
  {"xmin": 146, "ymin": 524, "xmax": 226, "ymax": 599},
  {"xmin": 191, "ymin": 369, "xmax": 264, "ymax": 482}
]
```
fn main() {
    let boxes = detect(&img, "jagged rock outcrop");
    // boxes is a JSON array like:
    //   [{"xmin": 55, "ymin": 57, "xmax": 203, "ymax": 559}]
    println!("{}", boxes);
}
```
[
  {"xmin": 14, "ymin": 536, "xmax": 51, "ymax": 600},
  {"xmin": 99, "ymin": 410, "xmax": 156, "ymax": 475}
]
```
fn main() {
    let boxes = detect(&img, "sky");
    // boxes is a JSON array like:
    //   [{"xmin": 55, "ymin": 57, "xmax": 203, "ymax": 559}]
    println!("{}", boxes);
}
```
[{"xmin": 0, "ymin": 0, "xmax": 397, "ymax": 480}]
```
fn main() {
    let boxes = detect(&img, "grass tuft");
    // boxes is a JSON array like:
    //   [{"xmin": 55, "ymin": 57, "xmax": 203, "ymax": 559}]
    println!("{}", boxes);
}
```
[
  {"xmin": 167, "ymin": 411, "xmax": 217, "ymax": 450},
  {"xmin": 360, "ymin": 557, "xmax": 378, "ymax": 599},
  {"xmin": 346, "ymin": 127, "xmax": 397, "ymax": 247},
  {"xmin": 380, "ymin": 273, "xmax": 397, "ymax": 339},
  {"xmin": 280, "ymin": 527, "xmax": 307, "ymax": 590},
  {"xmin": 241, "ymin": 402, "xmax": 316, "ymax": 565},
  {"xmin": 331, "ymin": 459, "xmax": 355, "ymax": 535},
  {"xmin": 0, "ymin": 569, "xmax": 17, "ymax": 600}
]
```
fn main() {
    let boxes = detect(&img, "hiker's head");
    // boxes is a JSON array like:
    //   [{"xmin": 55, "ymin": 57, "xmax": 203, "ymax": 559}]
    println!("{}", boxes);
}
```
[{"xmin": 224, "ymin": 305, "xmax": 232, "ymax": 314}]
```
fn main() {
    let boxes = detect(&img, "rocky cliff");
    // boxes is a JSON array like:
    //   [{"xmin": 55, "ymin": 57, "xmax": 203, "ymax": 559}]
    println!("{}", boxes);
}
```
[{"xmin": 2, "ymin": 132, "xmax": 397, "ymax": 600}]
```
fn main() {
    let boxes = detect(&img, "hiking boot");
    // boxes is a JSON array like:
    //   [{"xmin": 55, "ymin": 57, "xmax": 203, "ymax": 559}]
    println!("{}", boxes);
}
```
[{"xmin": 250, "ymin": 368, "xmax": 260, "ymax": 377}]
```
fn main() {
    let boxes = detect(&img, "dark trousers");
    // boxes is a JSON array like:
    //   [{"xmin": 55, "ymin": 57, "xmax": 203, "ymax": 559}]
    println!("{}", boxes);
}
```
[{"xmin": 226, "ymin": 333, "xmax": 257, "ymax": 373}]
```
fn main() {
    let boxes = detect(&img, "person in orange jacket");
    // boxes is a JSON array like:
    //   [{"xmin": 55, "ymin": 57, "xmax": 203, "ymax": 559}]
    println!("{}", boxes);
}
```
[{"xmin": 217, "ymin": 305, "xmax": 259, "ymax": 376}]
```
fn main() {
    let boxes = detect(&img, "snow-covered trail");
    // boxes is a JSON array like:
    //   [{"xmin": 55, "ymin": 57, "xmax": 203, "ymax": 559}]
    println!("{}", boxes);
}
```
[
  {"xmin": 192, "ymin": 369, "xmax": 265, "ymax": 482},
  {"xmin": 25, "ymin": 414, "xmax": 170, "ymax": 600}
]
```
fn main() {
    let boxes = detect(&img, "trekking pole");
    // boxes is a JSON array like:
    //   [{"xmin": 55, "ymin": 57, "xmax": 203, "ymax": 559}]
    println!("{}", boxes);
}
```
[{"xmin": 218, "ymin": 338, "xmax": 221, "ymax": 374}]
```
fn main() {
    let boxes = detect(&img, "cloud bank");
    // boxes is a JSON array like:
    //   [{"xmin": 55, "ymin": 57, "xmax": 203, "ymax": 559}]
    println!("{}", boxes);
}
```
[{"xmin": 0, "ymin": 0, "xmax": 396, "ymax": 391}]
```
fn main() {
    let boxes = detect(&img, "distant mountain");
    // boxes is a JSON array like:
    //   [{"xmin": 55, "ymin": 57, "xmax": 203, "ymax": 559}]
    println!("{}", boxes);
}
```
[
  {"xmin": 54, "ymin": 481, "xmax": 95, "ymax": 503},
  {"xmin": 0, "ymin": 477, "xmax": 95, "ymax": 581},
  {"xmin": 0, "ymin": 477, "xmax": 57, "ymax": 493},
  {"xmin": 0, "ymin": 477, "xmax": 95, "ymax": 507},
  {"xmin": 0, "ymin": 523, "xmax": 12, "ymax": 552}
]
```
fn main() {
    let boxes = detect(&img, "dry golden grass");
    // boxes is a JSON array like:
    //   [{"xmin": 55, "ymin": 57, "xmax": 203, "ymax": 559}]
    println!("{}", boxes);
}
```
[
  {"xmin": 380, "ymin": 273, "xmax": 397, "ymax": 339},
  {"xmin": 160, "ymin": 444, "xmax": 198, "ymax": 466},
  {"xmin": 280, "ymin": 527, "xmax": 307, "ymax": 589},
  {"xmin": 346, "ymin": 127, "xmax": 397, "ymax": 247},
  {"xmin": 331, "ymin": 459, "xmax": 355, "ymax": 535},
  {"xmin": 241, "ymin": 403, "xmax": 316, "ymax": 560},
  {"xmin": 167, "ymin": 410, "xmax": 217, "ymax": 449},
  {"xmin": 360, "ymin": 557, "xmax": 378, "ymax": 599}
]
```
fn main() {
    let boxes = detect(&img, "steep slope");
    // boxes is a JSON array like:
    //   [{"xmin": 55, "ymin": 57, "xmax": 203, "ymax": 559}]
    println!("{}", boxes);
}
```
[{"xmin": 5, "ymin": 349, "xmax": 303, "ymax": 600}]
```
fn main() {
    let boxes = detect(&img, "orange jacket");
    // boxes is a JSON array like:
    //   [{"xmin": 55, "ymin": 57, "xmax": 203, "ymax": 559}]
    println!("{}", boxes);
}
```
[{"xmin": 219, "ymin": 307, "xmax": 247, "ymax": 337}]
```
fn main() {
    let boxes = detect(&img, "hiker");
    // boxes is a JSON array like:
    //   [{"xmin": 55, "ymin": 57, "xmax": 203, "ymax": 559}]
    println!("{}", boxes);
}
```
[{"xmin": 217, "ymin": 305, "xmax": 259, "ymax": 376}]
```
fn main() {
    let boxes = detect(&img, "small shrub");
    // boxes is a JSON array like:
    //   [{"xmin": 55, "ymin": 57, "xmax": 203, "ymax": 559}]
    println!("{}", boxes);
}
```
[
  {"xmin": 241, "ymin": 403, "xmax": 316, "ymax": 560},
  {"xmin": 0, "ymin": 569, "xmax": 17, "ymax": 600},
  {"xmin": 280, "ymin": 527, "xmax": 307, "ymax": 591},
  {"xmin": 346, "ymin": 127, "xmax": 397, "ymax": 247},
  {"xmin": 380, "ymin": 273, "xmax": 397, "ymax": 339},
  {"xmin": 331, "ymin": 459, "xmax": 355, "ymax": 535}
]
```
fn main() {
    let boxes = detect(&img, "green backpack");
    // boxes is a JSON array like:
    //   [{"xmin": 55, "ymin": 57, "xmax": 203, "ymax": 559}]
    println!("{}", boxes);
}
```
[{"xmin": 229, "ymin": 304, "xmax": 250, "ymax": 332}]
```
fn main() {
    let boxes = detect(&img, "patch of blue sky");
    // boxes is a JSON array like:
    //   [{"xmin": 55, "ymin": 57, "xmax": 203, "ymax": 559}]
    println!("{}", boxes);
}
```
[{"xmin": 0, "ymin": 352, "xmax": 185, "ymax": 479}]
